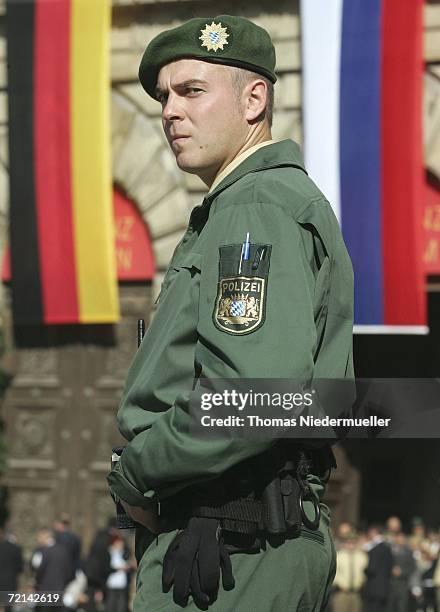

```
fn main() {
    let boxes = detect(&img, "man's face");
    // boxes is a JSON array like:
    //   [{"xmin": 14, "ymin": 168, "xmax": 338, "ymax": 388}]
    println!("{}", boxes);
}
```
[
  {"xmin": 156, "ymin": 59, "xmax": 248, "ymax": 184},
  {"xmin": 37, "ymin": 529, "xmax": 51, "ymax": 546},
  {"xmin": 387, "ymin": 516, "xmax": 401, "ymax": 534}
]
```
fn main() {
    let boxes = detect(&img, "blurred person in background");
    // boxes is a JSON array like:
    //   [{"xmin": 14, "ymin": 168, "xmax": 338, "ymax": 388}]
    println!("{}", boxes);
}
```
[
  {"xmin": 409, "ymin": 525, "xmax": 440, "ymax": 611},
  {"xmin": 425, "ymin": 530, "xmax": 440, "ymax": 561},
  {"xmin": 334, "ymin": 521, "xmax": 355, "ymax": 550},
  {"xmin": 386, "ymin": 515, "xmax": 403, "ymax": 539},
  {"xmin": 31, "ymin": 527, "xmax": 75, "ymax": 611},
  {"xmin": 105, "ymin": 533, "xmax": 133, "ymax": 612},
  {"xmin": 63, "ymin": 569, "xmax": 88, "ymax": 612},
  {"xmin": 0, "ymin": 523, "xmax": 24, "ymax": 612},
  {"xmin": 434, "ymin": 542, "xmax": 440, "ymax": 611},
  {"xmin": 331, "ymin": 530, "xmax": 367, "ymax": 612},
  {"xmin": 409, "ymin": 518, "xmax": 427, "ymax": 552},
  {"xmin": 84, "ymin": 519, "xmax": 116, "ymax": 612},
  {"xmin": 54, "ymin": 514, "xmax": 82, "ymax": 573},
  {"xmin": 362, "ymin": 524, "xmax": 393, "ymax": 612},
  {"xmin": 415, "ymin": 540, "xmax": 439, "ymax": 612},
  {"xmin": 387, "ymin": 530, "xmax": 416, "ymax": 612}
]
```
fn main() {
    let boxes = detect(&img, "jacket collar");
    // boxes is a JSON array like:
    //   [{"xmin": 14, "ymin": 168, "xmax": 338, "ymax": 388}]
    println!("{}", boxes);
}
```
[
  {"xmin": 204, "ymin": 138, "xmax": 307, "ymax": 204},
  {"xmin": 189, "ymin": 139, "xmax": 307, "ymax": 229}
]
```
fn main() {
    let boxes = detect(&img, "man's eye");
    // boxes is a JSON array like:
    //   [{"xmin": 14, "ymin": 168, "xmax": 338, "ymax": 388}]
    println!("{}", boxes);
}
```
[
  {"xmin": 156, "ymin": 92, "xmax": 168, "ymax": 103},
  {"xmin": 187, "ymin": 88, "xmax": 202, "ymax": 95}
]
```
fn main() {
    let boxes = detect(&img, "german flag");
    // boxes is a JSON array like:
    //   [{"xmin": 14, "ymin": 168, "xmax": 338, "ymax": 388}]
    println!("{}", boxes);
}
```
[{"xmin": 6, "ymin": 0, "xmax": 119, "ymax": 325}]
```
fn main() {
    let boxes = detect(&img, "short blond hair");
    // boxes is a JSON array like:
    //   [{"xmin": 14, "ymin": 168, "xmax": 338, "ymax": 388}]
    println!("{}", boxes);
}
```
[{"xmin": 229, "ymin": 67, "xmax": 274, "ymax": 128}]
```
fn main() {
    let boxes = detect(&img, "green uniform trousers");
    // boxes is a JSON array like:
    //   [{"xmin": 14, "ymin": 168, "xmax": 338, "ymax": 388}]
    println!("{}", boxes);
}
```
[{"xmin": 133, "ymin": 506, "xmax": 336, "ymax": 612}]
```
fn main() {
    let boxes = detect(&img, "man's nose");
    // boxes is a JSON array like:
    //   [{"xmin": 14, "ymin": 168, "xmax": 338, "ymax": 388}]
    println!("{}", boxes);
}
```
[{"xmin": 162, "ymin": 93, "xmax": 184, "ymax": 121}]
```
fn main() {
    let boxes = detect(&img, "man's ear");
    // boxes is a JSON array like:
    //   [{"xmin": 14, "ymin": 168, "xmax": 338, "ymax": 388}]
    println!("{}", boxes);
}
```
[{"xmin": 244, "ymin": 79, "xmax": 268, "ymax": 123}]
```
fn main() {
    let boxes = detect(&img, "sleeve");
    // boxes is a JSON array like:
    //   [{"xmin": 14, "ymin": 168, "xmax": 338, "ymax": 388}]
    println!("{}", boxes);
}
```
[{"xmin": 107, "ymin": 202, "xmax": 319, "ymax": 506}]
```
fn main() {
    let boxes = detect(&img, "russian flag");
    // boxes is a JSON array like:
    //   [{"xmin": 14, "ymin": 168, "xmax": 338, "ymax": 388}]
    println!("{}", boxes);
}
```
[{"xmin": 301, "ymin": 0, "xmax": 427, "ymax": 333}]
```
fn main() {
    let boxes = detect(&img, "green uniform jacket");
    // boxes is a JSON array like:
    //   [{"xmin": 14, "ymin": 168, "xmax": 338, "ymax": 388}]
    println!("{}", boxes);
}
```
[{"xmin": 107, "ymin": 139, "xmax": 354, "ymax": 508}]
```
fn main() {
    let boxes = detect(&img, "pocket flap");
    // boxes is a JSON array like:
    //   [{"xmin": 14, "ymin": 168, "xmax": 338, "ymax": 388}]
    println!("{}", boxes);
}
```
[
  {"xmin": 172, "ymin": 251, "xmax": 203, "ymax": 272},
  {"xmin": 182, "ymin": 251, "xmax": 203, "ymax": 271}
]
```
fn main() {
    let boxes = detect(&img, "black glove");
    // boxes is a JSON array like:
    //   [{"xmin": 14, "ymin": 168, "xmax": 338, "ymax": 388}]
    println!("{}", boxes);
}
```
[{"xmin": 162, "ymin": 517, "xmax": 235, "ymax": 608}]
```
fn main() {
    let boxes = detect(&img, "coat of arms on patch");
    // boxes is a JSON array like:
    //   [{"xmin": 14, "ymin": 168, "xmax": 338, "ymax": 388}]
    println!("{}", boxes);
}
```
[
  {"xmin": 199, "ymin": 22, "xmax": 230, "ymax": 52},
  {"xmin": 214, "ymin": 276, "xmax": 265, "ymax": 334}
]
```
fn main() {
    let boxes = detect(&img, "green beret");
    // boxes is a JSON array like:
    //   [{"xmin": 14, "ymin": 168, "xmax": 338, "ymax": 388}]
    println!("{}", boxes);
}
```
[{"xmin": 139, "ymin": 15, "xmax": 277, "ymax": 99}]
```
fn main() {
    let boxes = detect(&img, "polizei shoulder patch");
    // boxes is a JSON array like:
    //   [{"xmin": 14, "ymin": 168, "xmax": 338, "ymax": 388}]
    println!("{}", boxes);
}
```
[{"xmin": 213, "ymin": 243, "xmax": 271, "ymax": 335}]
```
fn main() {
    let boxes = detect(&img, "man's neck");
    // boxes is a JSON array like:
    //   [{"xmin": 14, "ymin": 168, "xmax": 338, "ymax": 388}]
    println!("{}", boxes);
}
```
[
  {"xmin": 230, "ymin": 129, "xmax": 273, "ymax": 167},
  {"xmin": 205, "ymin": 131, "xmax": 273, "ymax": 192},
  {"xmin": 201, "ymin": 127, "xmax": 272, "ymax": 189}
]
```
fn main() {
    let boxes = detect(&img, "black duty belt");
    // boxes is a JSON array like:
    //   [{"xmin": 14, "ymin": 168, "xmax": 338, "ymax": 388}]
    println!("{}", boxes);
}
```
[{"xmin": 161, "ymin": 443, "xmax": 336, "ymax": 537}]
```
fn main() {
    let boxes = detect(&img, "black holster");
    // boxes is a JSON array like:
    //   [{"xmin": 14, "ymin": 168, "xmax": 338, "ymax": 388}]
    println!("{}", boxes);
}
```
[{"xmin": 179, "ymin": 443, "xmax": 336, "ymax": 542}]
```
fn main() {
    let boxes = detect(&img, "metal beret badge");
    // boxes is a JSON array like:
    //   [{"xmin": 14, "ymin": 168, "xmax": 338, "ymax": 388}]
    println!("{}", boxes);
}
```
[{"xmin": 199, "ymin": 22, "xmax": 230, "ymax": 52}]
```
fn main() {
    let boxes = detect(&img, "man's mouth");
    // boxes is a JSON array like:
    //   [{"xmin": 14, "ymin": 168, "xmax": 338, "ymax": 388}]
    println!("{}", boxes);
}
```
[{"xmin": 171, "ymin": 135, "xmax": 190, "ymax": 144}]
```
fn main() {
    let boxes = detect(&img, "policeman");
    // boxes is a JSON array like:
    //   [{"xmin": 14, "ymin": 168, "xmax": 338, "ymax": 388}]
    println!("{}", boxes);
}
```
[{"xmin": 107, "ymin": 15, "xmax": 354, "ymax": 611}]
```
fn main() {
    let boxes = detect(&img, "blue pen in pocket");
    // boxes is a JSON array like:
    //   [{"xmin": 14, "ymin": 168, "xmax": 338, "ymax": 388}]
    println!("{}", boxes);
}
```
[{"xmin": 238, "ymin": 232, "xmax": 250, "ymax": 274}]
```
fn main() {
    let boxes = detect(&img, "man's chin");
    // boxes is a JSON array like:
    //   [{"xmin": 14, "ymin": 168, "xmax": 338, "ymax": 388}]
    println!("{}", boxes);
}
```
[
  {"xmin": 175, "ymin": 156, "xmax": 202, "ymax": 175},
  {"xmin": 174, "ymin": 153, "xmax": 213, "ymax": 185}
]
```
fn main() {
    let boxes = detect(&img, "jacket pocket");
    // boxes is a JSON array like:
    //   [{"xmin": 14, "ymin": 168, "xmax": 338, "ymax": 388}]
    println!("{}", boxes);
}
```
[{"xmin": 213, "ymin": 243, "xmax": 272, "ymax": 335}]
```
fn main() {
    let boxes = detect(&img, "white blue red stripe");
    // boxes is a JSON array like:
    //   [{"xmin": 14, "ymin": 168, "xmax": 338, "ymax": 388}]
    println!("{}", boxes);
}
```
[{"xmin": 300, "ymin": 0, "xmax": 426, "ymax": 332}]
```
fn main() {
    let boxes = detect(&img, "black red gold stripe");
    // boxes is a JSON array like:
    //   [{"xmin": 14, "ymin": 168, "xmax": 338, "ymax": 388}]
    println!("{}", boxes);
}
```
[
  {"xmin": 7, "ymin": 0, "xmax": 43, "ymax": 324},
  {"xmin": 6, "ymin": 0, "xmax": 118, "ymax": 325}
]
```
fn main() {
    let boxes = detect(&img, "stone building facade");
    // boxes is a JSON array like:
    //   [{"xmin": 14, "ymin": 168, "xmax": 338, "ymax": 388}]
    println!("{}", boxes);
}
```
[{"xmin": 0, "ymin": 0, "xmax": 439, "ymax": 551}]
